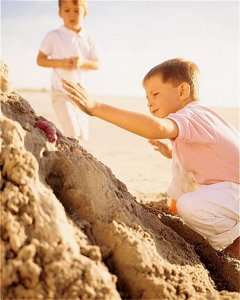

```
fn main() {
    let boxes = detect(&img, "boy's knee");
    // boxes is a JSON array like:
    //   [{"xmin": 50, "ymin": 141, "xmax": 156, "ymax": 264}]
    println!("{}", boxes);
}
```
[{"xmin": 177, "ymin": 193, "xmax": 197, "ymax": 222}]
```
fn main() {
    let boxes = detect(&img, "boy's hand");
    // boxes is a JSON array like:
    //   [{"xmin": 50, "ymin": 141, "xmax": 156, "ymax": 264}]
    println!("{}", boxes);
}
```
[
  {"xmin": 71, "ymin": 56, "xmax": 84, "ymax": 70},
  {"xmin": 148, "ymin": 139, "xmax": 172, "ymax": 159},
  {"xmin": 61, "ymin": 58, "xmax": 75, "ymax": 70},
  {"xmin": 62, "ymin": 79, "xmax": 96, "ymax": 115}
]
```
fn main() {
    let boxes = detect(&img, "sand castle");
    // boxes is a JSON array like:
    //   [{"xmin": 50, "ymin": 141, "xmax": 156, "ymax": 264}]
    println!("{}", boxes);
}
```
[{"xmin": 1, "ymin": 61, "xmax": 239, "ymax": 299}]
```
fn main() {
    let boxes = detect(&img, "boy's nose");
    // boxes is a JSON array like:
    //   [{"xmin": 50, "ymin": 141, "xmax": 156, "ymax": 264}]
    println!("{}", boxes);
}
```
[{"xmin": 148, "ymin": 102, "xmax": 153, "ymax": 107}]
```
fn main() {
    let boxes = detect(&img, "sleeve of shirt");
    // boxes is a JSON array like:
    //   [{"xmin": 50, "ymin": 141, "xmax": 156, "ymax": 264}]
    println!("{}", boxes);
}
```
[
  {"xmin": 87, "ymin": 35, "xmax": 99, "ymax": 61},
  {"xmin": 39, "ymin": 32, "xmax": 54, "ymax": 56},
  {"xmin": 167, "ymin": 109, "xmax": 217, "ymax": 144}
]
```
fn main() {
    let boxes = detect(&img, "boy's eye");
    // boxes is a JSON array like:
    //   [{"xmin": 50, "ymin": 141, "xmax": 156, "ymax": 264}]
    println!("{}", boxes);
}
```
[
  {"xmin": 75, "ymin": 10, "xmax": 79, "ymax": 13},
  {"xmin": 153, "ymin": 93, "xmax": 159, "ymax": 96},
  {"xmin": 64, "ymin": 9, "xmax": 70, "ymax": 12}
]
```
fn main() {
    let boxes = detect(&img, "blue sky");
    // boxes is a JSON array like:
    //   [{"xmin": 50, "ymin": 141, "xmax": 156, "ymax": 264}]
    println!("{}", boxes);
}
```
[{"xmin": 1, "ymin": 0, "xmax": 239, "ymax": 107}]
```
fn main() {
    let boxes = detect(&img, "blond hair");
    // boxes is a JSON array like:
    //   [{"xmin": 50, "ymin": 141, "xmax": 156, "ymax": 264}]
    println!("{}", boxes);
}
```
[
  {"xmin": 58, "ymin": 0, "xmax": 87, "ymax": 16},
  {"xmin": 143, "ymin": 58, "xmax": 200, "ymax": 100}
]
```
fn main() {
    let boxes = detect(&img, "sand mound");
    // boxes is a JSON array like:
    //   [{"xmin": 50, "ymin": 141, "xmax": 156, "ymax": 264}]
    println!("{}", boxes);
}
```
[{"xmin": 1, "ymin": 62, "xmax": 239, "ymax": 299}]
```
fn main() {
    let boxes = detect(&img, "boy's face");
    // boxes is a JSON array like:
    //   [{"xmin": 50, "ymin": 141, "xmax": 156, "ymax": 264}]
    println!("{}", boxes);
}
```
[
  {"xmin": 59, "ymin": 1, "xmax": 85, "ymax": 32},
  {"xmin": 144, "ymin": 76, "xmax": 184, "ymax": 118}
]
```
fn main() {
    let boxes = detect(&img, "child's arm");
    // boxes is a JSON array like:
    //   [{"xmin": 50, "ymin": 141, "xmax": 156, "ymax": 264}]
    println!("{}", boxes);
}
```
[
  {"xmin": 148, "ymin": 140, "xmax": 172, "ymax": 159},
  {"xmin": 62, "ymin": 79, "xmax": 179, "ymax": 140},
  {"xmin": 37, "ymin": 51, "xmax": 75, "ymax": 70}
]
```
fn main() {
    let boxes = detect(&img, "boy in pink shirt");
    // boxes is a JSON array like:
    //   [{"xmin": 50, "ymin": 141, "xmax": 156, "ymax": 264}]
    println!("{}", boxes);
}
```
[{"xmin": 62, "ymin": 58, "xmax": 239, "ymax": 259}]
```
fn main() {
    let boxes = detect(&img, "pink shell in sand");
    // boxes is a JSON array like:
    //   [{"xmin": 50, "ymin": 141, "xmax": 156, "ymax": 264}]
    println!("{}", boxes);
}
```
[{"xmin": 35, "ymin": 119, "xmax": 58, "ymax": 143}]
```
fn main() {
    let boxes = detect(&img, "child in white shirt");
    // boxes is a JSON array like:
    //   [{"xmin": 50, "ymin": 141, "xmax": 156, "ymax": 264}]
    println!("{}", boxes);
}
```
[{"xmin": 37, "ymin": 0, "xmax": 99, "ymax": 140}]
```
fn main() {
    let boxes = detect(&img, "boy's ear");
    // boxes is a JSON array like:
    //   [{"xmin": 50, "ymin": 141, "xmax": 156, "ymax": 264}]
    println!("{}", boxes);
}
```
[{"xmin": 179, "ymin": 82, "xmax": 190, "ymax": 101}]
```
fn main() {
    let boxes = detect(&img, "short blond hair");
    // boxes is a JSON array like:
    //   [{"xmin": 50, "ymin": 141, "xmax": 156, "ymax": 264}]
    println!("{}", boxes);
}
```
[
  {"xmin": 143, "ymin": 58, "xmax": 200, "ymax": 100},
  {"xmin": 58, "ymin": 0, "xmax": 87, "ymax": 16}
]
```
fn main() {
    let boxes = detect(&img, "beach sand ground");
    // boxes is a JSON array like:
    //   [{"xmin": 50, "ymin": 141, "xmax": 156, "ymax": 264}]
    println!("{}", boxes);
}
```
[
  {"xmin": 20, "ymin": 90, "xmax": 239, "ymax": 194},
  {"xmin": 2, "ymin": 83, "xmax": 240, "ymax": 298}
]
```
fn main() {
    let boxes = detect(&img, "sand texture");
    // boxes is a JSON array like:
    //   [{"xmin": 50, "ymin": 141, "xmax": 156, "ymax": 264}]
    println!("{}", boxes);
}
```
[{"xmin": 1, "ymin": 62, "xmax": 240, "ymax": 299}]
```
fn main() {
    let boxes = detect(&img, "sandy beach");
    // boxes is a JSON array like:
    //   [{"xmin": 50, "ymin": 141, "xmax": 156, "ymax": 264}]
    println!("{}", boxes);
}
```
[
  {"xmin": 2, "ymin": 66, "xmax": 240, "ymax": 299},
  {"xmin": 20, "ymin": 89, "xmax": 239, "ymax": 194}
]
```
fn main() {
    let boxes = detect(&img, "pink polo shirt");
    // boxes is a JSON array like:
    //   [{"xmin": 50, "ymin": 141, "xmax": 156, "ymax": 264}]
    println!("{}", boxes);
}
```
[{"xmin": 167, "ymin": 101, "xmax": 239, "ymax": 185}]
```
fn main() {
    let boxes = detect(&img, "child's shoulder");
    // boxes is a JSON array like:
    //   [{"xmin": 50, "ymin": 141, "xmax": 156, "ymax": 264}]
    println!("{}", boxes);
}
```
[
  {"xmin": 179, "ymin": 101, "xmax": 218, "ymax": 116},
  {"xmin": 175, "ymin": 101, "xmax": 233, "ymax": 129}
]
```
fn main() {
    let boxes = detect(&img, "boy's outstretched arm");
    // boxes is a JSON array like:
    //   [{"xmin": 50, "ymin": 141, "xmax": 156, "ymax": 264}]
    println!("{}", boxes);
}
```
[{"xmin": 62, "ymin": 79, "xmax": 179, "ymax": 140}]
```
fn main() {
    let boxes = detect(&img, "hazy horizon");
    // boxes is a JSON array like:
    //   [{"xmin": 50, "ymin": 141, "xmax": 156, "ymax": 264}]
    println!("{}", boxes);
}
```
[{"xmin": 2, "ymin": 0, "xmax": 239, "ymax": 107}]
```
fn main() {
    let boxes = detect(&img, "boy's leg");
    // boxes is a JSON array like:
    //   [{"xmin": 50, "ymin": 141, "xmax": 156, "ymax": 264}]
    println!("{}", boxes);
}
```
[
  {"xmin": 176, "ymin": 182, "xmax": 240, "ymax": 254},
  {"xmin": 51, "ymin": 91, "xmax": 87, "ymax": 139}
]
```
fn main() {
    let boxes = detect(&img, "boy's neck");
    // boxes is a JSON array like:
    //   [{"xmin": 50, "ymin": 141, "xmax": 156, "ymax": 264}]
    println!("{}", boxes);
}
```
[
  {"xmin": 64, "ymin": 25, "xmax": 82, "ymax": 33},
  {"xmin": 179, "ymin": 98, "xmax": 198, "ymax": 111},
  {"xmin": 184, "ymin": 98, "xmax": 198, "ymax": 106},
  {"xmin": 74, "ymin": 26, "xmax": 82, "ymax": 33}
]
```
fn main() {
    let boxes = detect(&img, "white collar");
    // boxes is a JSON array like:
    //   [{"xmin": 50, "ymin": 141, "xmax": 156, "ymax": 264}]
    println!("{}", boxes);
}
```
[{"xmin": 60, "ymin": 25, "xmax": 85, "ymax": 37}]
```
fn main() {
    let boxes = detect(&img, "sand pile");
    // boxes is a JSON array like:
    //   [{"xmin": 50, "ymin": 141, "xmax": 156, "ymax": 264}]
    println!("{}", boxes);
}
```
[{"xmin": 1, "ymin": 62, "xmax": 239, "ymax": 299}]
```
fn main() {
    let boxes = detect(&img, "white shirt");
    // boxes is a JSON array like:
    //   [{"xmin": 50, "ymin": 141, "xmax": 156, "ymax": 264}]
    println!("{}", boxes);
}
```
[{"xmin": 39, "ymin": 25, "xmax": 99, "ymax": 92}]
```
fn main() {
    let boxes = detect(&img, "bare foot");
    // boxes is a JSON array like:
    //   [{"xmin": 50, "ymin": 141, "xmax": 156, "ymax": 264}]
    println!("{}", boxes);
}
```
[{"xmin": 223, "ymin": 237, "xmax": 240, "ymax": 259}]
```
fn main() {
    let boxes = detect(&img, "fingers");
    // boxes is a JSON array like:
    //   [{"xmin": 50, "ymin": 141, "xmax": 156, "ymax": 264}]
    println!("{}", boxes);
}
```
[
  {"xmin": 148, "ymin": 140, "xmax": 163, "ymax": 152},
  {"xmin": 66, "ymin": 93, "xmax": 91, "ymax": 115},
  {"xmin": 61, "ymin": 78, "xmax": 92, "ymax": 116},
  {"xmin": 62, "ymin": 81, "xmax": 81, "ymax": 101},
  {"xmin": 66, "ymin": 58, "xmax": 73, "ymax": 63},
  {"xmin": 62, "ymin": 80, "xmax": 84, "ymax": 98},
  {"xmin": 148, "ymin": 139, "xmax": 163, "ymax": 147},
  {"xmin": 61, "ymin": 79, "xmax": 87, "ymax": 103},
  {"xmin": 66, "ymin": 93, "xmax": 83, "ymax": 108},
  {"xmin": 62, "ymin": 78, "xmax": 85, "ymax": 93},
  {"xmin": 65, "ymin": 91, "xmax": 86, "ymax": 108},
  {"xmin": 65, "ymin": 59, "xmax": 74, "ymax": 68},
  {"xmin": 63, "ymin": 83, "xmax": 81, "ymax": 98},
  {"xmin": 148, "ymin": 139, "xmax": 172, "ymax": 158},
  {"xmin": 77, "ymin": 82, "xmax": 83, "ymax": 88},
  {"xmin": 148, "ymin": 139, "xmax": 156, "ymax": 145},
  {"xmin": 62, "ymin": 78, "xmax": 77, "ymax": 89},
  {"xmin": 67, "ymin": 93, "xmax": 78, "ymax": 104}
]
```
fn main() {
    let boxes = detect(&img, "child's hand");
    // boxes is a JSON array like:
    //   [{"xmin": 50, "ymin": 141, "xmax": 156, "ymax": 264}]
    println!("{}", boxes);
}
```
[
  {"xmin": 61, "ymin": 58, "xmax": 75, "ymax": 70},
  {"xmin": 148, "ymin": 139, "xmax": 172, "ymax": 159},
  {"xmin": 62, "ymin": 79, "xmax": 96, "ymax": 115},
  {"xmin": 71, "ymin": 56, "xmax": 84, "ymax": 70}
]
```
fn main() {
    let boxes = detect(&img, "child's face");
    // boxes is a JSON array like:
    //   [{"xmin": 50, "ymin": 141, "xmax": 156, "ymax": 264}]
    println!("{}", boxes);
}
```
[
  {"xmin": 59, "ymin": 1, "xmax": 85, "ymax": 32},
  {"xmin": 144, "ymin": 76, "xmax": 184, "ymax": 118}
]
